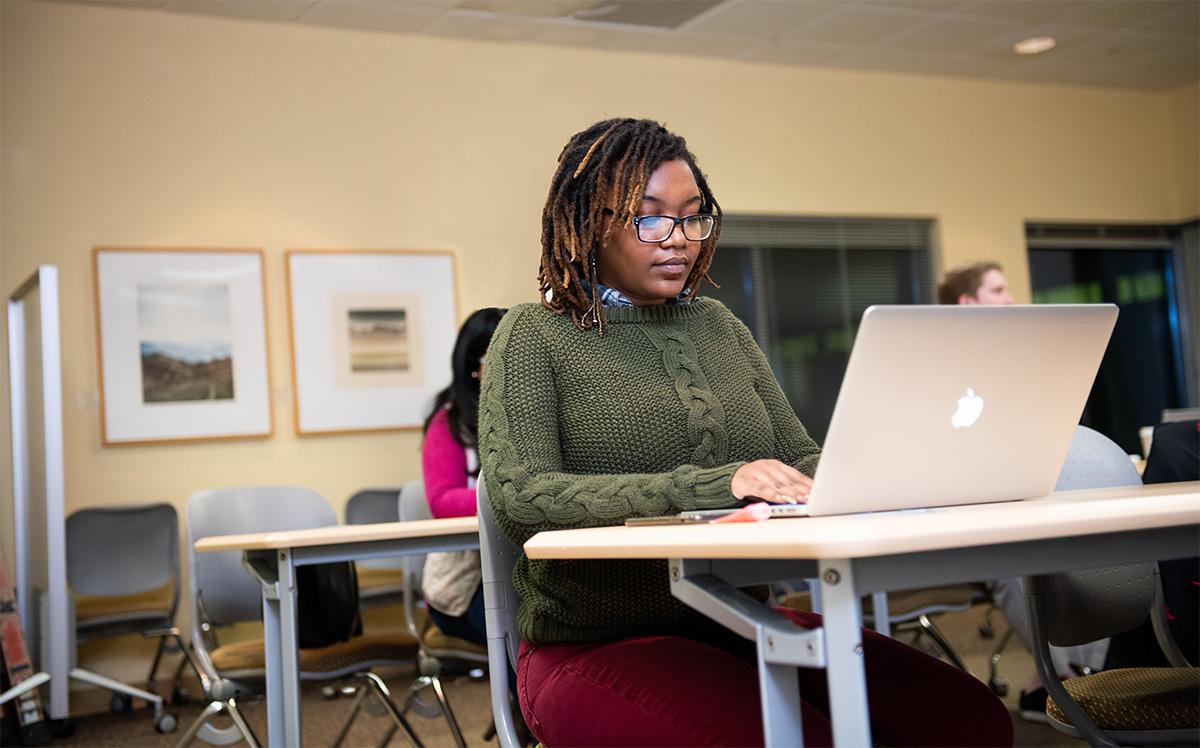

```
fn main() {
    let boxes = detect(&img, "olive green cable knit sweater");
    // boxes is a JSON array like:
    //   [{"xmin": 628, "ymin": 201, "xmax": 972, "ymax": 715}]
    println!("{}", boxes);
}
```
[{"xmin": 479, "ymin": 298, "xmax": 820, "ymax": 644}]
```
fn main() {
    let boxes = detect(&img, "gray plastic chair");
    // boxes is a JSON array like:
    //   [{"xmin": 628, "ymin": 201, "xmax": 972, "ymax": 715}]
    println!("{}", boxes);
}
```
[
  {"xmin": 66, "ymin": 502, "xmax": 200, "ymax": 734},
  {"xmin": 344, "ymin": 489, "xmax": 406, "ymax": 604},
  {"xmin": 1026, "ymin": 425, "xmax": 1198, "ymax": 747},
  {"xmin": 180, "ymin": 485, "xmax": 423, "ymax": 748},
  {"xmin": 477, "ymin": 476, "xmax": 524, "ymax": 748}
]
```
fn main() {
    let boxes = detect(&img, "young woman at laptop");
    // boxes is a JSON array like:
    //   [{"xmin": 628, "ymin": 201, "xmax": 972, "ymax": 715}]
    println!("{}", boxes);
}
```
[{"xmin": 479, "ymin": 118, "xmax": 1012, "ymax": 747}]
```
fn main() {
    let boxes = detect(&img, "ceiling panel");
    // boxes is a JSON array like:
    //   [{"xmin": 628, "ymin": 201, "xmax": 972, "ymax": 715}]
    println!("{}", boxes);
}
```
[
  {"xmin": 164, "ymin": 0, "xmax": 313, "ymax": 22},
  {"xmin": 422, "ymin": 9, "xmax": 550, "ymax": 42},
  {"xmin": 683, "ymin": 0, "xmax": 839, "ymax": 37},
  {"xmin": 738, "ymin": 39, "xmax": 856, "ymax": 66},
  {"xmin": 883, "ymin": 15, "xmax": 1025, "ymax": 55},
  {"xmin": 786, "ymin": 5, "xmax": 930, "ymax": 45},
  {"xmin": 46, "ymin": 0, "xmax": 1200, "ymax": 90},
  {"xmin": 299, "ymin": 1, "xmax": 456, "ymax": 35}
]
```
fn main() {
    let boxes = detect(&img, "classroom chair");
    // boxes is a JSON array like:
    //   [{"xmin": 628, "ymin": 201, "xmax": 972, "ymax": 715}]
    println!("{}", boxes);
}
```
[
  {"xmin": 477, "ymin": 476, "xmax": 525, "ymax": 748},
  {"xmin": 344, "ymin": 489, "xmax": 406, "ymax": 605},
  {"xmin": 1025, "ymin": 425, "xmax": 1198, "ymax": 746},
  {"xmin": 180, "ymin": 486, "xmax": 423, "ymax": 748},
  {"xmin": 65, "ymin": 502, "xmax": 200, "ymax": 734}
]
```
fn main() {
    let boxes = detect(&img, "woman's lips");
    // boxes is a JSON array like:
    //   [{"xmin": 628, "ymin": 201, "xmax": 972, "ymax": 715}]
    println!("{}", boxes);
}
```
[{"xmin": 653, "ymin": 258, "xmax": 689, "ymax": 277}]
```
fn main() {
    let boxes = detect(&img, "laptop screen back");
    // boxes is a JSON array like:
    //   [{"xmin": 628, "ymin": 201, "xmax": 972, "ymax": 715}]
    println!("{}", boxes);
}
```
[{"xmin": 806, "ymin": 304, "xmax": 1117, "ymax": 517}]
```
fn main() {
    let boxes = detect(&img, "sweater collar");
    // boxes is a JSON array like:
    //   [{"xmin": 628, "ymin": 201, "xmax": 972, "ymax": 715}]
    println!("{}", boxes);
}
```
[{"xmin": 600, "ymin": 297, "xmax": 716, "ymax": 324}]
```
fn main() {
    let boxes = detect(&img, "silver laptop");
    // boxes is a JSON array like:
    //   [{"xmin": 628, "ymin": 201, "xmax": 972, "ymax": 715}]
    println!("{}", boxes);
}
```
[{"xmin": 686, "ymin": 304, "xmax": 1118, "ymax": 520}]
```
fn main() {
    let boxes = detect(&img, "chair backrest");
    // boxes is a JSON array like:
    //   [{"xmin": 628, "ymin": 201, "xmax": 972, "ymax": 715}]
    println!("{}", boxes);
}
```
[
  {"xmin": 478, "ymin": 476, "xmax": 523, "ymax": 748},
  {"xmin": 186, "ymin": 486, "xmax": 337, "ymax": 628},
  {"xmin": 397, "ymin": 480, "xmax": 434, "ymax": 584},
  {"xmin": 1035, "ymin": 425, "xmax": 1150, "ymax": 646},
  {"xmin": 346, "ymin": 488, "xmax": 404, "ymax": 571},
  {"xmin": 66, "ymin": 503, "xmax": 179, "ymax": 609}
]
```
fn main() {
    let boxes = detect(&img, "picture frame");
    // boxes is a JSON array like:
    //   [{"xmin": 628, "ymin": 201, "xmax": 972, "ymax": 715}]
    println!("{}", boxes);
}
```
[
  {"xmin": 285, "ymin": 250, "xmax": 459, "ymax": 436},
  {"xmin": 93, "ymin": 247, "xmax": 273, "ymax": 446}
]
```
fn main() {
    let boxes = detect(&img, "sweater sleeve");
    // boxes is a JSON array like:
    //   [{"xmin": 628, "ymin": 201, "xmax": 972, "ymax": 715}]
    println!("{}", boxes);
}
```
[
  {"xmin": 421, "ymin": 409, "xmax": 479, "ymax": 518},
  {"xmin": 478, "ymin": 305, "xmax": 741, "ymax": 546},
  {"xmin": 730, "ymin": 312, "xmax": 822, "ymax": 477}
]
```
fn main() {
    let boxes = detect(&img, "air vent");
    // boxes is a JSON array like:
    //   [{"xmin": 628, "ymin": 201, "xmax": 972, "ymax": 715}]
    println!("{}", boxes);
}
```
[{"xmin": 459, "ymin": 0, "xmax": 723, "ymax": 29}]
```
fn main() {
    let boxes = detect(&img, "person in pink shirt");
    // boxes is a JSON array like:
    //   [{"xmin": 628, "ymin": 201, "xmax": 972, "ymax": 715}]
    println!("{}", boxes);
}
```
[{"xmin": 420, "ymin": 307, "xmax": 505, "ymax": 645}]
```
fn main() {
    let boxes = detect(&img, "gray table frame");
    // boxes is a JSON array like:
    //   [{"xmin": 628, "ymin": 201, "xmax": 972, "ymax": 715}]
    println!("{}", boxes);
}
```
[
  {"xmin": 668, "ymin": 524, "xmax": 1199, "ymax": 747},
  {"xmin": 241, "ymin": 531, "xmax": 480, "ymax": 748}
]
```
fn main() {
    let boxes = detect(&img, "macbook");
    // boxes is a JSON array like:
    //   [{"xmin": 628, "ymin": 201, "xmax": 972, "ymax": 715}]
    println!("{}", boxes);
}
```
[{"xmin": 685, "ymin": 304, "xmax": 1117, "ymax": 519}]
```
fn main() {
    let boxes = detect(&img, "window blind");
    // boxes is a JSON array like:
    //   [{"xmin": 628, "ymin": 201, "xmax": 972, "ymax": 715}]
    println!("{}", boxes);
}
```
[{"xmin": 706, "ymin": 215, "xmax": 935, "ymax": 443}]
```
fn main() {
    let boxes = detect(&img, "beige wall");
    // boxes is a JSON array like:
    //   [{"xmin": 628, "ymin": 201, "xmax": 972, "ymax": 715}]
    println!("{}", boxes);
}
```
[
  {"xmin": 1167, "ymin": 82, "xmax": 1200, "ymax": 219},
  {"xmin": 2, "ymin": 0, "xmax": 1197, "ymax": 688}
]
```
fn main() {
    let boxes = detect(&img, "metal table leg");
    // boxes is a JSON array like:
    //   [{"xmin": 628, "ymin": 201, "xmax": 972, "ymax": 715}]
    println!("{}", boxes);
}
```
[
  {"xmin": 247, "ymin": 548, "xmax": 303, "ymax": 747},
  {"xmin": 819, "ymin": 558, "xmax": 872, "ymax": 748}
]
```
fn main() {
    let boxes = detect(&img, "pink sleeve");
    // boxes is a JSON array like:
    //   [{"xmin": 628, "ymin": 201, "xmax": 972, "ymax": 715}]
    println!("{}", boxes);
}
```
[{"xmin": 421, "ymin": 409, "xmax": 479, "ymax": 518}]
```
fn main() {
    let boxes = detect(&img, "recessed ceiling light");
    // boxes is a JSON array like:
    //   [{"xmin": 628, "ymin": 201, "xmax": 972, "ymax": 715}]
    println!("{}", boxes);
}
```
[{"xmin": 1014, "ymin": 36, "xmax": 1056, "ymax": 55}]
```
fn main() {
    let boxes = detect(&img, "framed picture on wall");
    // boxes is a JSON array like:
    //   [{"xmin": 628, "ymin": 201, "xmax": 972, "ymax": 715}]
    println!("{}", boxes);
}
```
[
  {"xmin": 93, "ymin": 248, "xmax": 274, "ymax": 446},
  {"xmin": 286, "ymin": 250, "xmax": 458, "ymax": 436}
]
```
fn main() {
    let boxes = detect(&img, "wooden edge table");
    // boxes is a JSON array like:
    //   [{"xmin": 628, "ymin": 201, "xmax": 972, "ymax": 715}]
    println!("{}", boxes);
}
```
[
  {"xmin": 194, "ymin": 516, "xmax": 480, "ymax": 747},
  {"xmin": 523, "ymin": 483, "xmax": 1200, "ymax": 747}
]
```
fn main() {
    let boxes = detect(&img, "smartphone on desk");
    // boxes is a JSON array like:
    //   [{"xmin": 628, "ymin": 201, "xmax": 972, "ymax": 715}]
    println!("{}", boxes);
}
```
[{"xmin": 624, "ymin": 514, "xmax": 712, "ymax": 526}]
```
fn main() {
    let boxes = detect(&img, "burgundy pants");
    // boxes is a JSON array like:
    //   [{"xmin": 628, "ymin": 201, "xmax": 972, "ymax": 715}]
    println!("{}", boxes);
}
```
[{"xmin": 517, "ymin": 608, "xmax": 1012, "ymax": 747}]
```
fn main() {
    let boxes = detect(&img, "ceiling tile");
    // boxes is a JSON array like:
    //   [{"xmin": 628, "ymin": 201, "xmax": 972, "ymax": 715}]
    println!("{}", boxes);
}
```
[
  {"xmin": 1053, "ymin": 0, "xmax": 1190, "ymax": 30},
  {"xmin": 855, "ymin": 0, "xmax": 976, "ymax": 13},
  {"xmin": 1054, "ymin": 29, "xmax": 1194, "ymax": 65},
  {"xmin": 785, "ymin": 4, "xmax": 930, "ymax": 45},
  {"xmin": 883, "ymin": 15, "xmax": 1023, "ymax": 54},
  {"xmin": 955, "ymin": 0, "xmax": 1080, "ymax": 24},
  {"xmin": 738, "ymin": 39, "xmax": 857, "ymax": 66},
  {"xmin": 164, "ymin": 0, "xmax": 313, "ymax": 22},
  {"xmin": 972, "ymin": 22, "xmax": 1112, "ymax": 61},
  {"xmin": 570, "ymin": 0, "xmax": 724, "ymax": 29},
  {"xmin": 683, "ymin": 0, "xmax": 840, "ymax": 37},
  {"xmin": 535, "ymin": 23, "xmax": 758, "ymax": 58},
  {"xmin": 422, "ymin": 8, "xmax": 550, "ymax": 41},
  {"xmin": 830, "ymin": 47, "xmax": 953, "ymax": 75},
  {"xmin": 299, "ymin": 1, "xmax": 455, "ymax": 34},
  {"xmin": 458, "ymin": 1, "xmax": 588, "ymax": 18},
  {"xmin": 1132, "ymin": 1, "xmax": 1200, "ymax": 36}
]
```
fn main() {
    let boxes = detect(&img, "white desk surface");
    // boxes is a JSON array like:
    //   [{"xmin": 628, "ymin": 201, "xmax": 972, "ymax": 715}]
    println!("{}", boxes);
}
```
[
  {"xmin": 193, "ymin": 516, "xmax": 479, "ymax": 553},
  {"xmin": 524, "ymin": 482, "xmax": 1200, "ymax": 561}
]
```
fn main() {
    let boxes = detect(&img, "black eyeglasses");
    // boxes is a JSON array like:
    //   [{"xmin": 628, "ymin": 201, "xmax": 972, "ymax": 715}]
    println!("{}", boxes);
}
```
[{"xmin": 631, "ymin": 214, "xmax": 717, "ymax": 243}]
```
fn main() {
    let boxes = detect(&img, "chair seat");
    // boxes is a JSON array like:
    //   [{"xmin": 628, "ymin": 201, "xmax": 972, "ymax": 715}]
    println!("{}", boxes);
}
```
[
  {"xmin": 863, "ymin": 585, "xmax": 976, "ymax": 618},
  {"xmin": 778, "ymin": 584, "xmax": 976, "ymax": 620},
  {"xmin": 211, "ymin": 632, "xmax": 420, "ymax": 676},
  {"xmin": 1047, "ymin": 667, "xmax": 1200, "ymax": 731},
  {"xmin": 356, "ymin": 567, "xmax": 406, "ymax": 596},
  {"xmin": 75, "ymin": 587, "xmax": 173, "ymax": 621},
  {"xmin": 422, "ymin": 626, "xmax": 487, "ymax": 654}
]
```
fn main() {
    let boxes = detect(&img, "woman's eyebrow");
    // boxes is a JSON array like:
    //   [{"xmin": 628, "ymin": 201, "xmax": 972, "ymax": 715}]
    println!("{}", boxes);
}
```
[{"xmin": 641, "ymin": 194, "xmax": 703, "ymax": 205}]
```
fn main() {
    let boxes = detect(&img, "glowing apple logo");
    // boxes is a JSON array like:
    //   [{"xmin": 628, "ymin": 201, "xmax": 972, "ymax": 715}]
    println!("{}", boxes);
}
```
[{"xmin": 951, "ymin": 388, "xmax": 985, "ymax": 429}]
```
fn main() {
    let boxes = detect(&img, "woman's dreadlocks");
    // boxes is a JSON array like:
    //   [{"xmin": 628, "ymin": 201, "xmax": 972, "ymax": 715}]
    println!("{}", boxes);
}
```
[{"xmin": 538, "ymin": 118, "xmax": 722, "ymax": 334}]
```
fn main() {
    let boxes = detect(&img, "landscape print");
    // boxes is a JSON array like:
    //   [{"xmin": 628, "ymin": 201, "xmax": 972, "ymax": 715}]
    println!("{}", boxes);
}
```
[
  {"xmin": 332, "ymin": 293, "xmax": 423, "ymax": 390},
  {"xmin": 137, "ymin": 282, "xmax": 235, "ymax": 403},
  {"xmin": 347, "ymin": 308, "xmax": 409, "ymax": 373}
]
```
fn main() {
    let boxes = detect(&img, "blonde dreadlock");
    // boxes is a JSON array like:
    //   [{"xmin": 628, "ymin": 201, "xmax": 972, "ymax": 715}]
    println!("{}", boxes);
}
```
[{"xmin": 538, "ymin": 118, "xmax": 723, "ymax": 334}]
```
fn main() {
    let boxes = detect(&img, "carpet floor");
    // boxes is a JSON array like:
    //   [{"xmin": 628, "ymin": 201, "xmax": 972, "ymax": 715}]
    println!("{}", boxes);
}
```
[{"xmin": 47, "ymin": 602, "xmax": 1085, "ymax": 747}]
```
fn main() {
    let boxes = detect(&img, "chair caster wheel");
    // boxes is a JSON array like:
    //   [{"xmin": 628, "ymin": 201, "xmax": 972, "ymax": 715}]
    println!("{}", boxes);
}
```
[
  {"xmin": 154, "ymin": 712, "xmax": 179, "ymax": 734},
  {"xmin": 110, "ymin": 693, "xmax": 133, "ymax": 713},
  {"xmin": 171, "ymin": 686, "xmax": 191, "ymax": 705},
  {"xmin": 979, "ymin": 622, "xmax": 995, "ymax": 639},
  {"xmin": 322, "ymin": 685, "xmax": 339, "ymax": 699},
  {"xmin": 989, "ymin": 680, "xmax": 1008, "ymax": 697}
]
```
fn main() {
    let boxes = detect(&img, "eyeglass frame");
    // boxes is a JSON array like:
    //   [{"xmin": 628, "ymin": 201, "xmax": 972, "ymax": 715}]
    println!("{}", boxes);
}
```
[{"xmin": 630, "ymin": 213, "xmax": 718, "ymax": 243}]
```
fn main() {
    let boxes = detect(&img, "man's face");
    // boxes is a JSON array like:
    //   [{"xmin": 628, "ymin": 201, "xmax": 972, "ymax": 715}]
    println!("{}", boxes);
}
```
[{"xmin": 962, "ymin": 269, "xmax": 1013, "ymax": 305}]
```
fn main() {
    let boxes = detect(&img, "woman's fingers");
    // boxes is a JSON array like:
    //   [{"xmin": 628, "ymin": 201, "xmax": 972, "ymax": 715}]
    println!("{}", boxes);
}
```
[{"xmin": 731, "ymin": 460, "xmax": 813, "ymax": 503}]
